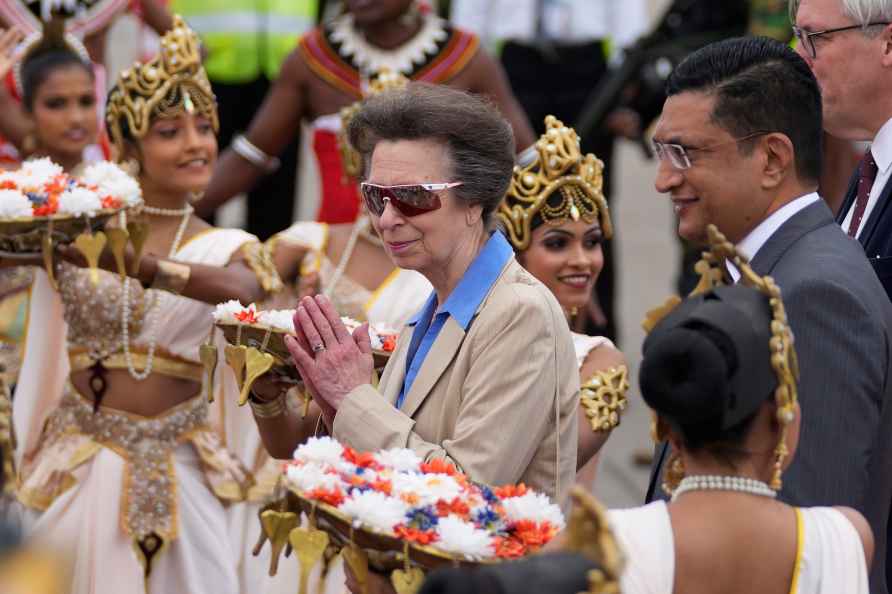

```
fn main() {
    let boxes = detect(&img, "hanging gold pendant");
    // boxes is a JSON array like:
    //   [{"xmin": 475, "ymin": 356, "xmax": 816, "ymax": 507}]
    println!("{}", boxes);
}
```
[
  {"xmin": 74, "ymin": 231, "xmax": 107, "ymax": 287},
  {"xmin": 224, "ymin": 344, "xmax": 248, "ymax": 391},
  {"xmin": 259, "ymin": 510, "xmax": 300, "ymax": 577},
  {"xmin": 105, "ymin": 227, "xmax": 130, "ymax": 279},
  {"xmin": 342, "ymin": 545, "xmax": 370, "ymax": 594},
  {"xmin": 199, "ymin": 343, "xmax": 218, "ymax": 402},
  {"xmin": 290, "ymin": 527, "xmax": 330, "ymax": 594},
  {"xmin": 239, "ymin": 348, "xmax": 275, "ymax": 406},
  {"xmin": 391, "ymin": 568, "xmax": 425, "ymax": 594},
  {"xmin": 41, "ymin": 229, "xmax": 57, "ymax": 290},
  {"xmin": 126, "ymin": 219, "xmax": 150, "ymax": 275}
]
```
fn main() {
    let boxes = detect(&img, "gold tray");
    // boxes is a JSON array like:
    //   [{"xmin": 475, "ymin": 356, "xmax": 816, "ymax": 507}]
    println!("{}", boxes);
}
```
[
  {"xmin": 0, "ymin": 210, "xmax": 119, "ymax": 254},
  {"xmin": 216, "ymin": 322, "xmax": 391, "ymax": 380}
]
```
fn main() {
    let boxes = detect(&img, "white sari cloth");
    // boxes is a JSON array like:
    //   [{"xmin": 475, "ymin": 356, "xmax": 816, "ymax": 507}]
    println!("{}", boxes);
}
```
[
  {"xmin": 607, "ymin": 501, "xmax": 869, "ymax": 594},
  {"xmin": 572, "ymin": 332, "xmax": 613, "ymax": 369},
  {"xmin": 14, "ymin": 228, "xmax": 256, "ymax": 594}
]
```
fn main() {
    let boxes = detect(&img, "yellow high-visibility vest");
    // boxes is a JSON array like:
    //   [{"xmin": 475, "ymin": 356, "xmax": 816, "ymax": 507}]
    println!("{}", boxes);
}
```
[{"xmin": 172, "ymin": 0, "xmax": 315, "ymax": 83}]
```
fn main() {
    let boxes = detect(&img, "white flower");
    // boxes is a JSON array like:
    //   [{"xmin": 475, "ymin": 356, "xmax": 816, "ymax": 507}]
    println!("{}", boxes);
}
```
[
  {"xmin": 435, "ymin": 516, "xmax": 494, "ymax": 558},
  {"xmin": 81, "ymin": 161, "xmax": 142, "ymax": 206},
  {"xmin": 500, "ymin": 493, "xmax": 565, "ymax": 530},
  {"xmin": 293, "ymin": 436, "xmax": 344, "ymax": 467},
  {"xmin": 212, "ymin": 300, "xmax": 248, "ymax": 323},
  {"xmin": 17, "ymin": 158, "xmax": 63, "ymax": 190},
  {"xmin": 338, "ymin": 490, "xmax": 408, "ymax": 533},
  {"xmin": 0, "ymin": 189, "xmax": 33, "ymax": 218},
  {"xmin": 392, "ymin": 472, "xmax": 464, "ymax": 506},
  {"xmin": 57, "ymin": 186, "xmax": 102, "ymax": 216},
  {"xmin": 286, "ymin": 463, "xmax": 344, "ymax": 492},
  {"xmin": 258, "ymin": 309, "xmax": 295, "ymax": 332},
  {"xmin": 341, "ymin": 317, "xmax": 361, "ymax": 332},
  {"xmin": 374, "ymin": 448, "xmax": 422, "ymax": 473}
]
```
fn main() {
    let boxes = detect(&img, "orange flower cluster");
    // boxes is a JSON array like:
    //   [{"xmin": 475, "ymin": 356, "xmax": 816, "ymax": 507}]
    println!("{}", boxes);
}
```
[
  {"xmin": 306, "ymin": 487, "xmax": 345, "ymax": 506},
  {"xmin": 494, "ymin": 484, "xmax": 528, "ymax": 499},
  {"xmin": 394, "ymin": 525, "xmax": 438, "ymax": 545},
  {"xmin": 235, "ymin": 308, "xmax": 259, "ymax": 324},
  {"xmin": 420, "ymin": 459, "xmax": 458, "ymax": 476},
  {"xmin": 435, "ymin": 498, "xmax": 470, "ymax": 520},
  {"xmin": 343, "ymin": 447, "xmax": 381, "ymax": 469}
]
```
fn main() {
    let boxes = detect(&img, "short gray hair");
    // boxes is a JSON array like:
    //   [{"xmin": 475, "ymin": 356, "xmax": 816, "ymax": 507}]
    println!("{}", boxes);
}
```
[
  {"xmin": 347, "ymin": 82, "xmax": 515, "ymax": 226},
  {"xmin": 791, "ymin": 0, "xmax": 892, "ymax": 34}
]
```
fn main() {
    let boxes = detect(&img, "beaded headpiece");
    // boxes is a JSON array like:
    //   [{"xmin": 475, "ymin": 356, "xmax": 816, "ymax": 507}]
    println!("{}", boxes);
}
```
[
  {"xmin": 643, "ymin": 225, "xmax": 799, "ymax": 492},
  {"xmin": 105, "ymin": 15, "xmax": 218, "ymax": 159},
  {"xmin": 12, "ymin": 16, "xmax": 91, "ymax": 98},
  {"xmin": 498, "ymin": 116, "xmax": 612, "ymax": 251},
  {"xmin": 337, "ymin": 68, "xmax": 410, "ymax": 179}
]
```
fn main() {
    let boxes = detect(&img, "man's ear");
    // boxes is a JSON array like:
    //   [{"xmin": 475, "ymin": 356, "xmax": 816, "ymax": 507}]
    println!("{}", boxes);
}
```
[
  {"xmin": 760, "ymin": 133, "xmax": 795, "ymax": 190},
  {"xmin": 880, "ymin": 23, "xmax": 892, "ymax": 68}
]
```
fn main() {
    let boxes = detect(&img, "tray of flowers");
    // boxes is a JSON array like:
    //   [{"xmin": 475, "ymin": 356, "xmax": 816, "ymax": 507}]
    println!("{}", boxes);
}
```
[
  {"xmin": 210, "ymin": 301, "xmax": 398, "ymax": 405},
  {"xmin": 0, "ymin": 159, "xmax": 144, "ymax": 286},
  {"xmin": 257, "ymin": 437, "xmax": 564, "ymax": 594}
]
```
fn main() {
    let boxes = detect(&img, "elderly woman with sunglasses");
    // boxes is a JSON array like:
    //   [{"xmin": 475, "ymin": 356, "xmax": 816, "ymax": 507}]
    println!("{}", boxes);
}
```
[{"xmin": 250, "ymin": 83, "xmax": 579, "ymax": 509}]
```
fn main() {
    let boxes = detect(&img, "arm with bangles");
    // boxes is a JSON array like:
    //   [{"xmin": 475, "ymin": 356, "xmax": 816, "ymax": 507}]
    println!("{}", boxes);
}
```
[
  {"xmin": 195, "ymin": 50, "xmax": 309, "ymax": 217},
  {"xmin": 576, "ymin": 344, "xmax": 626, "ymax": 472}
]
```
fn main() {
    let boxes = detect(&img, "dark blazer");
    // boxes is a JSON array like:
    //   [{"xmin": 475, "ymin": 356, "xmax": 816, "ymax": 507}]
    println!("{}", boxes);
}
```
[
  {"xmin": 646, "ymin": 201, "xmax": 892, "ymax": 594},
  {"xmin": 837, "ymin": 172, "xmax": 892, "ymax": 301}
]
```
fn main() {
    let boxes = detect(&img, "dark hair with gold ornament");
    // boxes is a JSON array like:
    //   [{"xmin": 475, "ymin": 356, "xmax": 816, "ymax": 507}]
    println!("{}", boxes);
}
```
[
  {"xmin": 497, "ymin": 116, "xmax": 612, "ymax": 251},
  {"xmin": 337, "ymin": 68, "xmax": 410, "ymax": 180},
  {"xmin": 105, "ymin": 15, "xmax": 218, "ymax": 159},
  {"xmin": 641, "ymin": 225, "xmax": 799, "ymax": 493}
]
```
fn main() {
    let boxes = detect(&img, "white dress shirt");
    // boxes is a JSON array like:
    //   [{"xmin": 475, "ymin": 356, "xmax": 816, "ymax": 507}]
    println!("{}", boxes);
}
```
[
  {"xmin": 841, "ymin": 116, "xmax": 892, "ymax": 238},
  {"xmin": 728, "ymin": 192, "xmax": 821, "ymax": 282}
]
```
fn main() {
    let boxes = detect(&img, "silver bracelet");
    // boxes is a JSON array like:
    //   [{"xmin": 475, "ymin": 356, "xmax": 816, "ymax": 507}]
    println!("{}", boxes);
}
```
[{"xmin": 232, "ymin": 134, "xmax": 281, "ymax": 173}]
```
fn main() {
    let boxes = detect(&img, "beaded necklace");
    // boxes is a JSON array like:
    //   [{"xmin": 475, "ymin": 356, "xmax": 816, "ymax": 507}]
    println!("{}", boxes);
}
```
[{"xmin": 671, "ymin": 475, "xmax": 777, "ymax": 502}]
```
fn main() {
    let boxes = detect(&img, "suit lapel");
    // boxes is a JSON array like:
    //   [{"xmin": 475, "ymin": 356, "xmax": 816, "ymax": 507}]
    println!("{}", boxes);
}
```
[
  {"xmin": 858, "ymin": 176, "xmax": 892, "ymax": 249},
  {"xmin": 399, "ymin": 317, "xmax": 466, "ymax": 418},
  {"xmin": 749, "ymin": 201, "xmax": 835, "ymax": 275},
  {"xmin": 836, "ymin": 169, "xmax": 859, "ymax": 224},
  {"xmin": 379, "ymin": 327, "xmax": 412, "ymax": 406}
]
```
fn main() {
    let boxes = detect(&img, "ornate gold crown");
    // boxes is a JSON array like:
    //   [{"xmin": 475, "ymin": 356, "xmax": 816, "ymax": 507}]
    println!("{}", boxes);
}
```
[
  {"xmin": 498, "ymin": 116, "xmax": 612, "ymax": 251},
  {"xmin": 337, "ymin": 68, "xmax": 410, "ymax": 179},
  {"xmin": 644, "ymin": 225, "xmax": 799, "ymax": 492},
  {"xmin": 105, "ymin": 15, "xmax": 218, "ymax": 159}
]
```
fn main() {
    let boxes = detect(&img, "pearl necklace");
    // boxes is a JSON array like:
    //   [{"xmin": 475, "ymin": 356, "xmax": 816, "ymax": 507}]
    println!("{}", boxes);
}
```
[
  {"xmin": 323, "ymin": 215, "xmax": 368, "ymax": 300},
  {"xmin": 120, "ymin": 205, "xmax": 193, "ymax": 380},
  {"xmin": 671, "ymin": 475, "xmax": 777, "ymax": 502}
]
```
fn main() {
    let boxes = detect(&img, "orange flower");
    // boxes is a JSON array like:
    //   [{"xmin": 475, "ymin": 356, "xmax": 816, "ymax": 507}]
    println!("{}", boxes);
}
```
[
  {"xmin": 0, "ymin": 180, "xmax": 16, "ymax": 190},
  {"xmin": 494, "ymin": 484, "xmax": 528, "ymax": 499},
  {"xmin": 343, "ymin": 447, "xmax": 380, "ymax": 469},
  {"xmin": 511, "ymin": 520, "xmax": 556, "ymax": 549},
  {"xmin": 493, "ymin": 536, "xmax": 526, "ymax": 559},
  {"xmin": 307, "ymin": 487, "xmax": 345, "ymax": 506},
  {"xmin": 235, "ymin": 308, "xmax": 259, "ymax": 324},
  {"xmin": 101, "ymin": 196, "xmax": 122, "ymax": 209},
  {"xmin": 46, "ymin": 175, "xmax": 66, "ymax": 194},
  {"xmin": 382, "ymin": 335, "xmax": 397, "ymax": 352},
  {"xmin": 435, "ymin": 498, "xmax": 470, "ymax": 519},
  {"xmin": 400, "ymin": 492, "xmax": 420, "ymax": 506},
  {"xmin": 420, "ymin": 459, "xmax": 458, "ymax": 476},
  {"xmin": 394, "ymin": 525, "xmax": 438, "ymax": 545},
  {"xmin": 370, "ymin": 479, "xmax": 392, "ymax": 495}
]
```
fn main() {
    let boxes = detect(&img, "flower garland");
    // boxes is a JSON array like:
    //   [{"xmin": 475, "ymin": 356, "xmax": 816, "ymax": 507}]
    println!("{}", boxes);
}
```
[
  {"xmin": 282, "ymin": 437, "xmax": 565, "ymax": 561},
  {"xmin": 212, "ymin": 301, "xmax": 399, "ymax": 352},
  {"xmin": 0, "ymin": 158, "xmax": 142, "ymax": 219}
]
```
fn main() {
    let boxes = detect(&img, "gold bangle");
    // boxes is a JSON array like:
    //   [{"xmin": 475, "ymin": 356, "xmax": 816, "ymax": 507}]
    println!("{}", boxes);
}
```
[
  {"xmin": 241, "ymin": 241, "xmax": 284, "ymax": 294},
  {"xmin": 580, "ymin": 365, "xmax": 630, "ymax": 432},
  {"xmin": 151, "ymin": 260, "xmax": 191, "ymax": 295},
  {"xmin": 250, "ymin": 394, "xmax": 286, "ymax": 418}
]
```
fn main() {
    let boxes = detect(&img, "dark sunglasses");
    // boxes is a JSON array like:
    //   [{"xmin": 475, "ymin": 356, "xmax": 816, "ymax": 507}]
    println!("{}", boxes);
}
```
[{"xmin": 359, "ymin": 182, "xmax": 462, "ymax": 217}]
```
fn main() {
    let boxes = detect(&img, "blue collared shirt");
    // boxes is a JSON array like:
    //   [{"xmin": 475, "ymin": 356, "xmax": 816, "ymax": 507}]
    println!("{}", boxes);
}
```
[{"xmin": 395, "ymin": 231, "xmax": 514, "ymax": 409}]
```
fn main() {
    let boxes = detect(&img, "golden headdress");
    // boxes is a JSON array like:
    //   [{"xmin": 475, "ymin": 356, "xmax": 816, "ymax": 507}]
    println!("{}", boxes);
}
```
[
  {"xmin": 643, "ymin": 225, "xmax": 799, "ymax": 493},
  {"xmin": 105, "ymin": 15, "xmax": 218, "ymax": 159},
  {"xmin": 498, "ymin": 116, "xmax": 612, "ymax": 251},
  {"xmin": 337, "ymin": 68, "xmax": 410, "ymax": 179}
]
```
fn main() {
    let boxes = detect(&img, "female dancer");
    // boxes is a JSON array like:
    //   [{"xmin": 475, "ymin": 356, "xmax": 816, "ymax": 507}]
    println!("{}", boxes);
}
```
[
  {"xmin": 8, "ymin": 17, "xmax": 275, "ymax": 594},
  {"xmin": 497, "ymin": 116, "xmax": 628, "ymax": 486}
]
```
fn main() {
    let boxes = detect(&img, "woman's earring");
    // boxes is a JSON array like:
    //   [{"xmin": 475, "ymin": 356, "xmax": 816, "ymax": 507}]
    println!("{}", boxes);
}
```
[
  {"xmin": 122, "ymin": 158, "xmax": 141, "ymax": 177},
  {"xmin": 22, "ymin": 132, "xmax": 38, "ymax": 155},
  {"xmin": 189, "ymin": 191, "xmax": 204, "ymax": 204}
]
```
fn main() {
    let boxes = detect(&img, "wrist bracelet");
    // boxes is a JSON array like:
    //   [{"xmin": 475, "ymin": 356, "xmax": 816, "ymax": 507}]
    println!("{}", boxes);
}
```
[
  {"xmin": 580, "ymin": 365, "xmax": 630, "ymax": 432},
  {"xmin": 250, "ymin": 394, "xmax": 286, "ymax": 418},
  {"xmin": 232, "ymin": 134, "xmax": 281, "ymax": 173},
  {"xmin": 151, "ymin": 260, "xmax": 191, "ymax": 295}
]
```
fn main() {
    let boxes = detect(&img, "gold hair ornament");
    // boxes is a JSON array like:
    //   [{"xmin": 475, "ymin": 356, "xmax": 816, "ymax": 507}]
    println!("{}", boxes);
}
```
[
  {"xmin": 337, "ymin": 68, "xmax": 410, "ymax": 179},
  {"xmin": 642, "ymin": 225, "xmax": 799, "ymax": 492},
  {"xmin": 12, "ymin": 17, "xmax": 91, "ymax": 97},
  {"xmin": 580, "ymin": 365, "xmax": 629, "ymax": 432},
  {"xmin": 105, "ymin": 15, "xmax": 218, "ymax": 159},
  {"xmin": 498, "ymin": 116, "xmax": 612, "ymax": 251}
]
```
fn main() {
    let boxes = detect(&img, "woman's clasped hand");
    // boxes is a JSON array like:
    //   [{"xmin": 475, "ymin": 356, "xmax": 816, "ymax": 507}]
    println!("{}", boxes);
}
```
[{"xmin": 284, "ymin": 294, "xmax": 375, "ymax": 424}]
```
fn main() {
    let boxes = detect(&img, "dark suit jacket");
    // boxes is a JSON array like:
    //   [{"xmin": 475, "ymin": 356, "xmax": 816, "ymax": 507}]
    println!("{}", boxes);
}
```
[
  {"xmin": 646, "ymin": 201, "xmax": 892, "ymax": 594},
  {"xmin": 838, "ymin": 171, "xmax": 892, "ymax": 301}
]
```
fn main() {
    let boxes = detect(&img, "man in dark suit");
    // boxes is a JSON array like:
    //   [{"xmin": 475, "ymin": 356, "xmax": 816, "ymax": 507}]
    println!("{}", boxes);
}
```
[
  {"xmin": 791, "ymin": 0, "xmax": 892, "ymax": 300},
  {"xmin": 645, "ymin": 36, "xmax": 892, "ymax": 594}
]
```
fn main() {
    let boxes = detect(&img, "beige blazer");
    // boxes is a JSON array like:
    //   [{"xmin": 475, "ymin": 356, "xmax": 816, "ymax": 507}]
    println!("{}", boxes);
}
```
[{"xmin": 332, "ymin": 258, "xmax": 579, "ymax": 508}]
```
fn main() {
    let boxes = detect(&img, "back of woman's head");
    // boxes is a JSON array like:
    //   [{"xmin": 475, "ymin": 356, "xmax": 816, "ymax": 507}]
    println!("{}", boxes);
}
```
[
  {"xmin": 346, "ymin": 82, "xmax": 515, "ymax": 225},
  {"xmin": 639, "ymin": 285, "xmax": 779, "ymax": 453}
]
